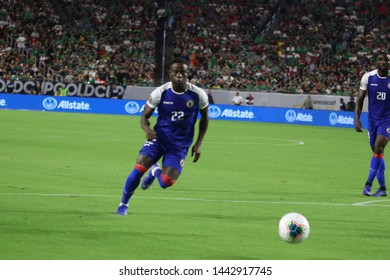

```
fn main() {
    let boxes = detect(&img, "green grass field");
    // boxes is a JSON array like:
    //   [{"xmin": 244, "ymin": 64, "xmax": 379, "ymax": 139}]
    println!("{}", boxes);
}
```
[{"xmin": 1, "ymin": 109, "xmax": 389, "ymax": 260}]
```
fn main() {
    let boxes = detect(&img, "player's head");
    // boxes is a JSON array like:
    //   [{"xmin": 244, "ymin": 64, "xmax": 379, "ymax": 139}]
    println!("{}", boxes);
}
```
[
  {"xmin": 375, "ymin": 51, "xmax": 389, "ymax": 73},
  {"xmin": 169, "ymin": 58, "xmax": 189, "ymax": 91}
]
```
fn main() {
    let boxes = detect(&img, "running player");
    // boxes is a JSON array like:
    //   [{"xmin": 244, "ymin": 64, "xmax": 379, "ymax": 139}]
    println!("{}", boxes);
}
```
[
  {"xmin": 355, "ymin": 51, "xmax": 390, "ymax": 197},
  {"xmin": 116, "ymin": 58, "xmax": 209, "ymax": 215}
]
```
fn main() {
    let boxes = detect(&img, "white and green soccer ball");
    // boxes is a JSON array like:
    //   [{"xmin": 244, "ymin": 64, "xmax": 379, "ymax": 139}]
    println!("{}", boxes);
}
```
[{"xmin": 278, "ymin": 212, "xmax": 310, "ymax": 243}]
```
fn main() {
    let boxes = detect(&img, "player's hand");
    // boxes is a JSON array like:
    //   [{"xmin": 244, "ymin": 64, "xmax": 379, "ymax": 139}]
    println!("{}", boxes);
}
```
[
  {"xmin": 145, "ymin": 129, "xmax": 157, "ymax": 141},
  {"xmin": 355, "ymin": 120, "xmax": 363, "ymax": 132},
  {"xmin": 191, "ymin": 144, "xmax": 201, "ymax": 163}
]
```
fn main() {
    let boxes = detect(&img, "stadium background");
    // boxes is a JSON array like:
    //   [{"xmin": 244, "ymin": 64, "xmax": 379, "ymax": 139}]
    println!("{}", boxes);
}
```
[
  {"xmin": 0, "ymin": 0, "xmax": 389, "ymax": 101},
  {"xmin": 2, "ymin": 1, "xmax": 390, "ymax": 271}
]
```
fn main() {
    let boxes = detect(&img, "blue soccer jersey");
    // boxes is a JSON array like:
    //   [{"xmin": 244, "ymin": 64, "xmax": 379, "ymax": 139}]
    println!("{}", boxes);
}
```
[
  {"xmin": 360, "ymin": 69, "xmax": 390, "ymax": 122},
  {"xmin": 147, "ymin": 82, "xmax": 209, "ymax": 150}
]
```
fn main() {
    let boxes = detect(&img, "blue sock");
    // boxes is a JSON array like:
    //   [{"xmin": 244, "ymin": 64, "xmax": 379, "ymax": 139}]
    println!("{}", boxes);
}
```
[
  {"xmin": 377, "ymin": 160, "xmax": 386, "ymax": 188},
  {"xmin": 120, "ymin": 167, "xmax": 145, "ymax": 205},
  {"xmin": 367, "ymin": 153, "xmax": 384, "ymax": 184}
]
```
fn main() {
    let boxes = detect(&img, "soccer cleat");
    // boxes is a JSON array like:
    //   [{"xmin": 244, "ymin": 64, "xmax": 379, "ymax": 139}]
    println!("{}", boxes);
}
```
[
  {"xmin": 141, "ymin": 163, "xmax": 161, "ymax": 190},
  {"xmin": 373, "ymin": 189, "xmax": 387, "ymax": 197},
  {"xmin": 116, "ymin": 204, "xmax": 128, "ymax": 215},
  {"xmin": 362, "ymin": 185, "xmax": 372, "ymax": 196}
]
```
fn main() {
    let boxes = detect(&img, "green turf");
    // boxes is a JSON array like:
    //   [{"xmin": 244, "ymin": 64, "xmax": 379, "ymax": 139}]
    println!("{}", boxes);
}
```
[{"xmin": 0, "ymin": 109, "xmax": 389, "ymax": 260}]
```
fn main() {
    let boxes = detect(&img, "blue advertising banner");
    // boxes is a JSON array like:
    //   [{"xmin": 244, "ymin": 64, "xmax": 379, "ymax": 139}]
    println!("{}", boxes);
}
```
[
  {"xmin": 207, "ymin": 104, "xmax": 365, "ymax": 129},
  {"xmin": 0, "ymin": 93, "xmax": 367, "ymax": 129}
]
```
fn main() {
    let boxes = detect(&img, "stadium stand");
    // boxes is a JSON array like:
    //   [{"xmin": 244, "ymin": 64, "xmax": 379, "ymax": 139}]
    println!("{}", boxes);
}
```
[{"xmin": 0, "ymin": 0, "xmax": 389, "ymax": 96}]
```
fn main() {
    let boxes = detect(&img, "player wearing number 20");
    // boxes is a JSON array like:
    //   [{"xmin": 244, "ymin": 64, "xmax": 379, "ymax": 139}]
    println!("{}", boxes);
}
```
[
  {"xmin": 116, "ymin": 58, "xmax": 209, "ymax": 215},
  {"xmin": 355, "ymin": 52, "xmax": 390, "ymax": 197}
]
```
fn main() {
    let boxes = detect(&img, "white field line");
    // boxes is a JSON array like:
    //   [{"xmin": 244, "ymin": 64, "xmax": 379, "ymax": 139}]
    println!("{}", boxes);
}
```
[
  {"xmin": 28, "ymin": 136, "xmax": 305, "ymax": 145},
  {"xmin": 205, "ymin": 137, "xmax": 305, "ymax": 146},
  {"xmin": 1, "ymin": 192, "xmax": 389, "ymax": 207}
]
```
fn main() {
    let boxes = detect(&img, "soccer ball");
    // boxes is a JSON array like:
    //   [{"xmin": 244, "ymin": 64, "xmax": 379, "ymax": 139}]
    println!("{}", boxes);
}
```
[{"xmin": 278, "ymin": 212, "xmax": 310, "ymax": 243}]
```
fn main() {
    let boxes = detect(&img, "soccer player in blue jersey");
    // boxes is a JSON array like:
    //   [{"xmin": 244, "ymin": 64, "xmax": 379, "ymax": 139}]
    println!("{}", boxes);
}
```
[
  {"xmin": 116, "ymin": 58, "xmax": 209, "ymax": 215},
  {"xmin": 355, "ymin": 51, "xmax": 390, "ymax": 197}
]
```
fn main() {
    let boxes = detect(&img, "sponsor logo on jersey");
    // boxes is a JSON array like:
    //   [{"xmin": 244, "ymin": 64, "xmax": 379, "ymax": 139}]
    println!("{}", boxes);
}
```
[{"xmin": 370, "ymin": 83, "xmax": 378, "ymax": 86}]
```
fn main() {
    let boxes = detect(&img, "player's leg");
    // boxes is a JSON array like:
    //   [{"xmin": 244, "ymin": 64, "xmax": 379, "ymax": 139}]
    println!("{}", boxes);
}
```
[
  {"xmin": 116, "ymin": 140, "xmax": 162, "ymax": 215},
  {"xmin": 376, "ymin": 160, "xmax": 386, "ymax": 190},
  {"xmin": 144, "ymin": 151, "xmax": 186, "ymax": 189},
  {"xmin": 363, "ymin": 122, "xmax": 378, "ymax": 196},
  {"xmin": 141, "ymin": 163, "xmax": 161, "ymax": 189},
  {"xmin": 155, "ymin": 165, "xmax": 179, "ymax": 188},
  {"xmin": 364, "ymin": 152, "xmax": 384, "ymax": 194},
  {"xmin": 139, "ymin": 139, "xmax": 165, "ymax": 190},
  {"xmin": 156, "ymin": 152, "xmax": 187, "ymax": 188},
  {"xmin": 116, "ymin": 161, "xmax": 149, "ymax": 215},
  {"xmin": 372, "ymin": 127, "xmax": 390, "ymax": 196}
]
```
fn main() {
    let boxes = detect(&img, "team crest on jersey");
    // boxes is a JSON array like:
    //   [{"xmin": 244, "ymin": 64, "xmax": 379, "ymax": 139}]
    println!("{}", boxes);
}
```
[
  {"xmin": 180, "ymin": 159, "xmax": 185, "ymax": 167},
  {"xmin": 186, "ymin": 100, "xmax": 194, "ymax": 108}
]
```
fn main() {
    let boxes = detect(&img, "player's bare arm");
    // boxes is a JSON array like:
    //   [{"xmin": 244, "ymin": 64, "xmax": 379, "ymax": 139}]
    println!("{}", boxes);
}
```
[
  {"xmin": 140, "ymin": 103, "xmax": 157, "ymax": 140},
  {"xmin": 355, "ymin": 88, "xmax": 366, "ymax": 133},
  {"xmin": 191, "ymin": 106, "xmax": 209, "ymax": 162}
]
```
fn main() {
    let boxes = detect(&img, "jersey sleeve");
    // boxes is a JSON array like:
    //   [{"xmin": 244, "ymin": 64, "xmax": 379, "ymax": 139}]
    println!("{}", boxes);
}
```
[
  {"xmin": 359, "ymin": 71, "xmax": 370, "ymax": 91},
  {"xmin": 199, "ymin": 91, "xmax": 209, "ymax": 110},
  {"xmin": 146, "ymin": 84, "xmax": 165, "ymax": 108},
  {"xmin": 197, "ymin": 88, "xmax": 209, "ymax": 109}
]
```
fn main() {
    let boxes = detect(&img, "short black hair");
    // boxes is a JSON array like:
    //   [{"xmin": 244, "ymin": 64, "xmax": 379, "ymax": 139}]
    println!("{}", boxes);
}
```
[{"xmin": 170, "ymin": 57, "xmax": 189, "ymax": 66}]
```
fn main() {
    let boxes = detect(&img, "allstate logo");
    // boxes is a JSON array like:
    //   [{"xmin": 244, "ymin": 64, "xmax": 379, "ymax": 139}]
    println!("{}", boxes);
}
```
[
  {"xmin": 125, "ymin": 102, "xmax": 140, "ymax": 114},
  {"xmin": 285, "ymin": 110, "xmax": 297, "ymax": 123},
  {"xmin": 42, "ymin": 97, "xmax": 58, "ymax": 110},
  {"xmin": 208, "ymin": 105, "xmax": 221, "ymax": 119},
  {"xmin": 329, "ymin": 112, "xmax": 338, "ymax": 125}
]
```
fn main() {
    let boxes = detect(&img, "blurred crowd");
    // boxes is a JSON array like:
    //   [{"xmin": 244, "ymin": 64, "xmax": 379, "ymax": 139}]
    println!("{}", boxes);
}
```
[
  {"xmin": 0, "ymin": 0, "xmax": 389, "ymax": 96},
  {"xmin": 170, "ymin": 0, "xmax": 390, "ymax": 95},
  {"xmin": 0, "ymin": 0, "xmax": 158, "ymax": 87}
]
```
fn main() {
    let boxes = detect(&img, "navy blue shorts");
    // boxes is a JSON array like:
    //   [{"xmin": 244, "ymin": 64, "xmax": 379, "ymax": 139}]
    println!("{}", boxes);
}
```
[
  {"xmin": 139, "ymin": 139, "xmax": 187, "ymax": 174},
  {"xmin": 368, "ymin": 119, "xmax": 390, "ymax": 147}
]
